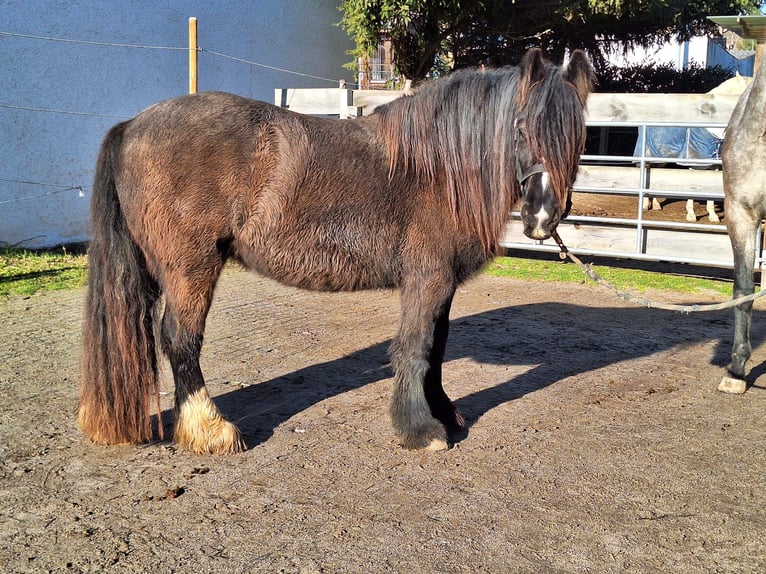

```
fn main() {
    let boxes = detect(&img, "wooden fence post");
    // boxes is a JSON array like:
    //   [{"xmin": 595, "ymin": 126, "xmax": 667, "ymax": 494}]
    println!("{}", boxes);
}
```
[
  {"xmin": 189, "ymin": 17, "xmax": 198, "ymax": 94},
  {"xmin": 338, "ymin": 80, "xmax": 348, "ymax": 119}
]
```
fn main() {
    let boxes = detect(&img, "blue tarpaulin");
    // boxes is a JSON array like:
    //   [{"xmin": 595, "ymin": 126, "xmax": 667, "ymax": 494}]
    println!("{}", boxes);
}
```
[{"xmin": 634, "ymin": 127, "xmax": 722, "ymax": 165}]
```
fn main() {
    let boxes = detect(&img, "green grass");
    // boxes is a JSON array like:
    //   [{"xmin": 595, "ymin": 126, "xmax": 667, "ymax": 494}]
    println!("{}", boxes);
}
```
[
  {"xmin": 484, "ymin": 255, "xmax": 734, "ymax": 298},
  {"xmin": 0, "ymin": 247, "xmax": 734, "ymax": 300},
  {"xmin": 0, "ymin": 247, "xmax": 88, "ymax": 298}
]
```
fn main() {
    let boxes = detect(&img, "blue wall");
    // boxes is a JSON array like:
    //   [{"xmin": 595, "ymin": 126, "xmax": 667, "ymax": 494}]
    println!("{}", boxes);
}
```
[
  {"xmin": 706, "ymin": 40, "xmax": 755, "ymax": 76},
  {"xmin": 0, "ymin": 0, "xmax": 354, "ymax": 247}
]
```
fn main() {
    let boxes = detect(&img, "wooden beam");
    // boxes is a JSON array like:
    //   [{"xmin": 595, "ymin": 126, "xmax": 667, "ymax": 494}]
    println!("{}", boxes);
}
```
[
  {"xmin": 586, "ymin": 93, "xmax": 740, "ymax": 124},
  {"xmin": 189, "ymin": 17, "xmax": 198, "ymax": 94}
]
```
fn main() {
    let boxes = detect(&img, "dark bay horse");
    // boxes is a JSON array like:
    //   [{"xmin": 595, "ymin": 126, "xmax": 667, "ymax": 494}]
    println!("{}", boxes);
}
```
[
  {"xmin": 78, "ymin": 48, "xmax": 593, "ymax": 454},
  {"xmin": 720, "ymin": 56, "xmax": 766, "ymax": 394}
]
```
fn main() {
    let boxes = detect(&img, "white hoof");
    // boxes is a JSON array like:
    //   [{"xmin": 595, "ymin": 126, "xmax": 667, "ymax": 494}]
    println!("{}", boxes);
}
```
[
  {"xmin": 426, "ymin": 438, "xmax": 450, "ymax": 452},
  {"xmin": 718, "ymin": 376, "xmax": 747, "ymax": 395}
]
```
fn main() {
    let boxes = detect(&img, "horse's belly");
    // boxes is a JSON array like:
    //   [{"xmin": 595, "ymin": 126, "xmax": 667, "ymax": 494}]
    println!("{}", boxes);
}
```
[{"xmin": 235, "ymin": 219, "xmax": 401, "ymax": 292}]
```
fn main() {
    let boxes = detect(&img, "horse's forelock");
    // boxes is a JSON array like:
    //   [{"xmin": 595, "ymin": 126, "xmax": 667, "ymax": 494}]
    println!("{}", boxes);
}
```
[{"xmin": 524, "ymin": 66, "xmax": 588, "ymax": 207}]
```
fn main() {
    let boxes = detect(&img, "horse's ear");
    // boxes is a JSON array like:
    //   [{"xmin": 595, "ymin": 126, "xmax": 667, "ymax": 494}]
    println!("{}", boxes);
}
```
[
  {"xmin": 517, "ymin": 48, "xmax": 547, "ymax": 107},
  {"xmin": 563, "ymin": 50, "xmax": 595, "ymax": 106},
  {"xmin": 519, "ymin": 48, "xmax": 547, "ymax": 88}
]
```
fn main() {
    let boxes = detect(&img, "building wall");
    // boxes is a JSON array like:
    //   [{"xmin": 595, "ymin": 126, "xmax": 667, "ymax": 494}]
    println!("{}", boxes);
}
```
[
  {"xmin": 607, "ymin": 36, "xmax": 711, "ymax": 69},
  {"xmin": 0, "ymin": 0, "xmax": 354, "ymax": 248},
  {"xmin": 607, "ymin": 36, "xmax": 754, "ymax": 76}
]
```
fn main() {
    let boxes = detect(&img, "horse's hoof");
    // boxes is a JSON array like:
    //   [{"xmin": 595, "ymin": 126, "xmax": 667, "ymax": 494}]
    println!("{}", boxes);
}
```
[
  {"xmin": 396, "ymin": 423, "xmax": 449, "ymax": 451},
  {"xmin": 718, "ymin": 376, "xmax": 747, "ymax": 394},
  {"xmin": 175, "ymin": 388, "xmax": 247, "ymax": 454},
  {"xmin": 176, "ymin": 418, "xmax": 246, "ymax": 454},
  {"xmin": 426, "ymin": 438, "xmax": 451, "ymax": 452}
]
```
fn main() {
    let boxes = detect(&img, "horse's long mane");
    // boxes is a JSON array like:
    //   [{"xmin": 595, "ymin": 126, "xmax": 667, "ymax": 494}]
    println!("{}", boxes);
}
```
[{"xmin": 376, "ymin": 59, "xmax": 587, "ymax": 252}]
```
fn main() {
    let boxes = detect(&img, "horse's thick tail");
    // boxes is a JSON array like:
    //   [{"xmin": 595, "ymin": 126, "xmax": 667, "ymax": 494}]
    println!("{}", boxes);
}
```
[{"xmin": 78, "ymin": 122, "xmax": 163, "ymax": 445}]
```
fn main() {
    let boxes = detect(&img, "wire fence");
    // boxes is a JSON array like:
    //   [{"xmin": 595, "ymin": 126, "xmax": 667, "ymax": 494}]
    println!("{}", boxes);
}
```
[
  {"xmin": 0, "ymin": 179, "xmax": 85, "ymax": 206},
  {"xmin": 0, "ymin": 28, "xmax": 357, "ymax": 204}
]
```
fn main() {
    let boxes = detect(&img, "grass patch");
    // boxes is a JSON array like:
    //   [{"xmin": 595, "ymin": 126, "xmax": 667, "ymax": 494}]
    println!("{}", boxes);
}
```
[
  {"xmin": 0, "ymin": 246, "xmax": 88, "ymax": 298},
  {"xmin": 0, "ymin": 248, "xmax": 734, "ymax": 300},
  {"xmin": 485, "ymin": 255, "xmax": 733, "ymax": 298}
]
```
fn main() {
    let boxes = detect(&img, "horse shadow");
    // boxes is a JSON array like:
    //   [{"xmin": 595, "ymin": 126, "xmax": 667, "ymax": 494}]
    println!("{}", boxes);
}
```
[{"xmin": 163, "ymin": 301, "xmax": 766, "ymax": 450}]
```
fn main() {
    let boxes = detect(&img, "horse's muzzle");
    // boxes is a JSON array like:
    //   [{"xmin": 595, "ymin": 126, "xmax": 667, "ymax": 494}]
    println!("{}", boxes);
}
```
[{"xmin": 521, "ymin": 202, "xmax": 562, "ymax": 240}]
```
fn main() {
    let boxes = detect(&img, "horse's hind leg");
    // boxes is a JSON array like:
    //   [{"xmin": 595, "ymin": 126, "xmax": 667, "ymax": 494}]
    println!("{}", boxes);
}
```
[
  {"xmin": 643, "ymin": 197, "xmax": 662, "ymax": 211},
  {"xmin": 686, "ymin": 199, "xmax": 697, "ymax": 222},
  {"xmin": 160, "ymin": 264, "xmax": 245, "ymax": 454},
  {"xmin": 390, "ymin": 277, "xmax": 458, "ymax": 451},
  {"xmin": 720, "ymin": 204, "xmax": 759, "ymax": 394}
]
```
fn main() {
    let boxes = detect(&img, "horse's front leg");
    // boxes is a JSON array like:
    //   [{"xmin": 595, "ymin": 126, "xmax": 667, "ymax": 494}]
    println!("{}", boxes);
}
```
[
  {"xmin": 706, "ymin": 200, "xmax": 720, "ymax": 223},
  {"xmin": 720, "ymin": 208, "xmax": 759, "ymax": 394},
  {"xmin": 161, "ymin": 306, "xmax": 245, "ymax": 454},
  {"xmin": 423, "ymin": 294, "xmax": 465, "ymax": 435},
  {"xmin": 389, "ymin": 280, "xmax": 458, "ymax": 451}
]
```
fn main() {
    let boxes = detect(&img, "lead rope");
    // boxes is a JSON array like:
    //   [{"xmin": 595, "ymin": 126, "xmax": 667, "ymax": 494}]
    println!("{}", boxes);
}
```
[{"xmin": 549, "ymin": 230, "xmax": 766, "ymax": 313}]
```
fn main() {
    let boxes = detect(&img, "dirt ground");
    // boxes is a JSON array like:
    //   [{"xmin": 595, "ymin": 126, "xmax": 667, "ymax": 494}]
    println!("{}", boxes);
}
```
[
  {"xmin": 569, "ymin": 192, "xmax": 725, "ymax": 224},
  {"xmin": 2, "ymin": 257, "xmax": 766, "ymax": 573}
]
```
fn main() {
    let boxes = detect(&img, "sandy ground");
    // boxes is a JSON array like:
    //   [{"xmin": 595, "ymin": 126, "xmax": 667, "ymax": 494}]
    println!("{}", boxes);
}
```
[
  {"xmin": 1, "ymin": 262, "xmax": 765, "ymax": 573},
  {"xmin": 569, "ymin": 192, "xmax": 724, "ymax": 223}
]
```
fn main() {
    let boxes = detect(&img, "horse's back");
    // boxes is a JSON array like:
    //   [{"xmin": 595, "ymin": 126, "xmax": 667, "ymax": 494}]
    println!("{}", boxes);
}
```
[
  {"xmin": 111, "ymin": 91, "xmax": 427, "ymax": 292},
  {"xmin": 119, "ymin": 91, "xmax": 280, "ymax": 199}
]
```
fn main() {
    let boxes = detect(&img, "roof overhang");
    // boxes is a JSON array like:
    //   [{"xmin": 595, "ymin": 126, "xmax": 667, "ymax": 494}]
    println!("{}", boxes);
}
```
[{"xmin": 708, "ymin": 15, "xmax": 766, "ymax": 43}]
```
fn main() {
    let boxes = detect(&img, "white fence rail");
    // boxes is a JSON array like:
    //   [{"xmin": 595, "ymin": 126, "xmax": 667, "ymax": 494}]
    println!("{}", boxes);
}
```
[
  {"xmin": 275, "ymin": 88, "xmax": 763, "ymax": 271},
  {"xmin": 502, "ymin": 92, "xmax": 759, "ymax": 270}
]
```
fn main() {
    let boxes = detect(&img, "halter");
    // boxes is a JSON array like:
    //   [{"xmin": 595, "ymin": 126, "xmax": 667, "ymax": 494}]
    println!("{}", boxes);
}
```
[
  {"xmin": 516, "ymin": 161, "xmax": 546, "ymax": 186},
  {"xmin": 513, "ymin": 115, "xmax": 546, "ymax": 190}
]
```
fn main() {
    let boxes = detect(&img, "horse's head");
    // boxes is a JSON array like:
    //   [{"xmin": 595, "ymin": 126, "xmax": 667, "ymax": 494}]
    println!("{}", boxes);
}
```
[
  {"xmin": 515, "ymin": 48, "xmax": 593, "ymax": 241},
  {"xmin": 514, "ymin": 119, "xmax": 564, "ymax": 241}
]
